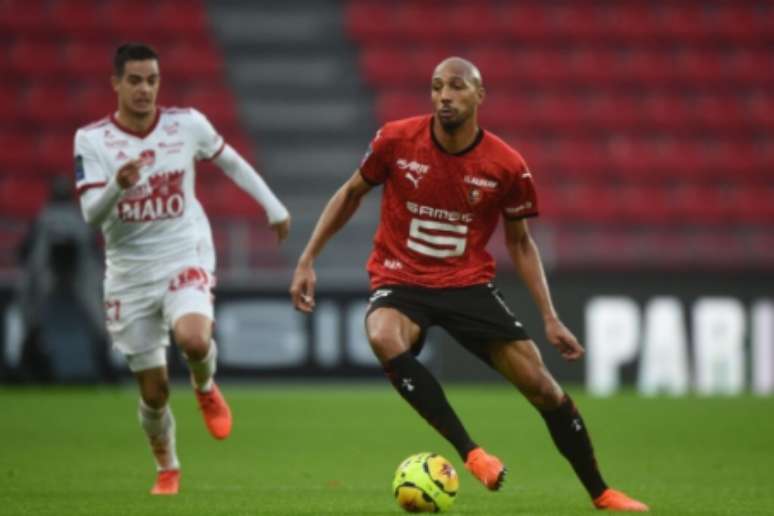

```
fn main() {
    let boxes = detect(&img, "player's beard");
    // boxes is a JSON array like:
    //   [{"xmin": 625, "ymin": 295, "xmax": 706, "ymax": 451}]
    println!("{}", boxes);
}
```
[{"xmin": 436, "ymin": 108, "xmax": 469, "ymax": 134}]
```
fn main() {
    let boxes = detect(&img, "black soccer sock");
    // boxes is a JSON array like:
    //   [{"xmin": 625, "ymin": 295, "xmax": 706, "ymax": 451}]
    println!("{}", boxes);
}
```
[
  {"xmin": 384, "ymin": 351, "xmax": 477, "ymax": 460},
  {"xmin": 540, "ymin": 394, "xmax": 608, "ymax": 499}
]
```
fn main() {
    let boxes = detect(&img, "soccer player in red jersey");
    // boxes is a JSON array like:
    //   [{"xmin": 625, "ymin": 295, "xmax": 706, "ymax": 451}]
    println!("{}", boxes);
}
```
[{"xmin": 290, "ymin": 57, "xmax": 648, "ymax": 511}]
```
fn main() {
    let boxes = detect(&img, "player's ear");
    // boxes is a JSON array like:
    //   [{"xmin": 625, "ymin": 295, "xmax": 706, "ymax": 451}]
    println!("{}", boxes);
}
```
[
  {"xmin": 111, "ymin": 74, "xmax": 120, "ymax": 93},
  {"xmin": 477, "ymin": 86, "xmax": 485, "ymax": 105}
]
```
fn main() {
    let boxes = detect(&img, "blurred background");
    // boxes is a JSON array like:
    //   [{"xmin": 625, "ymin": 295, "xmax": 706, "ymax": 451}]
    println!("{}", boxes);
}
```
[{"xmin": 0, "ymin": 0, "xmax": 772, "ymax": 395}]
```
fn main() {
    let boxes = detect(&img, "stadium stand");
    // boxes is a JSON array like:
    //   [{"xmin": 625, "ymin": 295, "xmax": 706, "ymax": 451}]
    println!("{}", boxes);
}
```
[
  {"xmin": 347, "ymin": 0, "xmax": 773, "ymax": 269},
  {"xmin": 0, "ymin": 0, "xmax": 282, "ymax": 278},
  {"xmin": 1, "ymin": 1, "xmax": 771, "ymax": 279}
]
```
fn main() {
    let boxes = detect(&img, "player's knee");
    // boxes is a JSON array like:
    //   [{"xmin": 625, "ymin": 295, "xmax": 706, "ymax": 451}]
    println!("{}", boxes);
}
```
[
  {"xmin": 175, "ymin": 327, "xmax": 211, "ymax": 361},
  {"xmin": 525, "ymin": 378, "xmax": 563, "ymax": 410},
  {"xmin": 142, "ymin": 382, "xmax": 169, "ymax": 409},
  {"xmin": 368, "ymin": 327, "xmax": 408, "ymax": 364}
]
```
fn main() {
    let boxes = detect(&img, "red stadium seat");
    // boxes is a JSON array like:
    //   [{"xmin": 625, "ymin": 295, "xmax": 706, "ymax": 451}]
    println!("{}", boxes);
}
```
[
  {"xmin": 8, "ymin": 39, "xmax": 65, "ymax": 79},
  {"xmin": 0, "ymin": 0, "xmax": 49, "ymax": 34},
  {"xmin": 162, "ymin": 43, "xmax": 222, "ymax": 80},
  {"xmin": 375, "ymin": 92, "xmax": 427, "ymax": 125},
  {"xmin": 62, "ymin": 40, "xmax": 115, "ymax": 79},
  {"xmin": 155, "ymin": 0, "xmax": 209, "ymax": 35},
  {"xmin": 0, "ymin": 176, "xmax": 48, "ymax": 217},
  {"xmin": 48, "ymin": 0, "xmax": 105, "ymax": 38},
  {"xmin": 182, "ymin": 89, "xmax": 239, "ymax": 129},
  {"xmin": 735, "ymin": 187, "xmax": 774, "ymax": 225},
  {"xmin": 446, "ymin": 3, "xmax": 499, "ymax": 42},
  {"xmin": 359, "ymin": 47, "xmax": 410, "ymax": 87},
  {"xmin": 0, "ymin": 130, "xmax": 37, "ymax": 172},
  {"xmin": 346, "ymin": 2, "xmax": 398, "ymax": 43},
  {"xmin": 19, "ymin": 85, "xmax": 79, "ymax": 127},
  {"xmin": 0, "ymin": 83, "xmax": 22, "ymax": 122},
  {"xmin": 75, "ymin": 86, "xmax": 117, "ymax": 125},
  {"xmin": 36, "ymin": 131, "xmax": 75, "ymax": 176}
]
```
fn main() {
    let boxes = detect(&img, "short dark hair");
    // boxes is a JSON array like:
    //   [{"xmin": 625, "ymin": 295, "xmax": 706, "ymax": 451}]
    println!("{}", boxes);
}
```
[{"xmin": 113, "ymin": 43, "xmax": 159, "ymax": 77}]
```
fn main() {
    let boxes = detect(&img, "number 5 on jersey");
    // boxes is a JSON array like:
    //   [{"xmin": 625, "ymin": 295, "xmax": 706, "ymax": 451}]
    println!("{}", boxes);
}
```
[{"xmin": 407, "ymin": 218, "xmax": 468, "ymax": 258}]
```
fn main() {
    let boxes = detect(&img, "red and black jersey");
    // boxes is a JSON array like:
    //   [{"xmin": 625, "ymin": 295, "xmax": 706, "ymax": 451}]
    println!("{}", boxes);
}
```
[{"xmin": 359, "ymin": 115, "xmax": 539, "ymax": 289}]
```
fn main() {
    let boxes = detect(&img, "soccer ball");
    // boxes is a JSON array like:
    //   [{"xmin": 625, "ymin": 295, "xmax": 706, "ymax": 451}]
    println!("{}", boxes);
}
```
[{"xmin": 392, "ymin": 452, "xmax": 459, "ymax": 513}]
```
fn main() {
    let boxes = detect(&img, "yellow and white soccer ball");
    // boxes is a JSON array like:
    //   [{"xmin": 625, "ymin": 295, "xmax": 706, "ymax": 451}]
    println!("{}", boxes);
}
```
[{"xmin": 392, "ymin": 452, "xmax": 459, "ymax": 513}]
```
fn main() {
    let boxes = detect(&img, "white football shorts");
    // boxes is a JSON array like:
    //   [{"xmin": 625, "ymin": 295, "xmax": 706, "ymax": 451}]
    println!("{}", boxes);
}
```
[{"xmin": 104, "ymin": 265, "xmax": 215, "ymax": 372}]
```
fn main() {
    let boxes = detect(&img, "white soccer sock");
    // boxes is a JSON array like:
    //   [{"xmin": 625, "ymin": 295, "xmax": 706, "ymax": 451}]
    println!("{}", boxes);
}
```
[
  {"xmin": 138, "ymin": 399, "xmax": 180, "ymax": 472},
  {"xmin": 186, "ymin": 340, "xmax": 216, "ymax": 393}
]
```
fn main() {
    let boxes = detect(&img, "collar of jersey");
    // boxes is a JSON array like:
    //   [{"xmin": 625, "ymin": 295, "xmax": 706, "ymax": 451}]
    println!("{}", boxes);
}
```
[
  {"xmin": 429, "ymin": 116, "xmax": 484, "ymax": 157},
  {"xmin": 110, "ymin": 108, "xmax": 161, "ymax": 139}
]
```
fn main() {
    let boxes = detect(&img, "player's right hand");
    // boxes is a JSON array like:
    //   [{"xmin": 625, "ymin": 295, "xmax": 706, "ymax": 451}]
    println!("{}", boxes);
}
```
[
  {"xmin": 116, "ymin": 159, "xmax": 143, "ymax": 189},
  {"xmin": 290, "ymin": 262, "xmax": 316, "ymax": 313}
]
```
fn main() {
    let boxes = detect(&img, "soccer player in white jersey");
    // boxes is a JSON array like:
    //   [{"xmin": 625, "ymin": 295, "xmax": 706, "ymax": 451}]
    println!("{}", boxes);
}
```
[{"xmin": 74, "ymin": 43, "xmax": 290, "ymax": 495}]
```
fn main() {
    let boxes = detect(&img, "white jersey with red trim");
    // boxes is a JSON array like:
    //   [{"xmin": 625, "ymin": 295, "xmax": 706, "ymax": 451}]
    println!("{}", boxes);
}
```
[{"xmin": 74, "ymin": 107, "xmax": 225, "ymax": 283}]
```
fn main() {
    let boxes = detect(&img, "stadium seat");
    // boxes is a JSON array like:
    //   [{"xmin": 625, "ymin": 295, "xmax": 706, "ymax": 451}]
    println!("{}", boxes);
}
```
[
  {"xmin": 62, "ymin": 40, "xmax": 115, "ymax": 79},
  {"xmin": 0, "ymin": 176, "xmax": 48, "ymax": 218},
  {"xmin": 75, "ymin": 86, "xmax": 117, "ymax": 125},
  {"xmin": 155, "ymin": 0, "xmax": 209, "ymax": 34},
  {"xmin": 8, "ymin": 39, "xmax": 65, "ymax": 79},
  {"xmin": 182, "ymin": 88, "xmax": 240, "ymax": 129},
  {"xmin": 37, "ymin": 131, "xmax": 75, "ymax": 176},
  {"xmin": 0, "ymin": 0, "xmax": 48, "ymax": 35},
  {"xmin": 162, "ymin": 43, "xmax": 222, "ymax": 80},
  {"xmin": 48, "ymin": 0, "xmax": 105, "ymax": 38},
  {"xmin": 20, "ymin": 85, "xmax": 79, "ymax": 127},
  {"xmin": 0, "ymin": 130, "xmax": 37, "ymax": 172}
]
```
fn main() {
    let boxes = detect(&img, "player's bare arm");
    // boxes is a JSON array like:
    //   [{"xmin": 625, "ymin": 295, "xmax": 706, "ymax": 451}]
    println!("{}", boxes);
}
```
[
  {"xmin": 290, "ymin": 170, "xmax": 372, "ymax": 312},
  {"xmin": 503, "ymin": 218, "xmax": 584, "ymax": 361}
]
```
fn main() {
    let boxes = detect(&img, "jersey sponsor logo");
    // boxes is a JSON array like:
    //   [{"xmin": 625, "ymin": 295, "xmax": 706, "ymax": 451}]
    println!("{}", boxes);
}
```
[
  {"xmin": 117, "ymin": 170, "xmax": 185, "ymax": 222},
  {"xmin": 406, "ymin": 201, "xmax": 473, "ymax": 223},
  {"xmin": 74, "ymin": 155, "xmax": 85, "ymax": 181},
  {"xmin": 408, "ymin": 218, "xmax": 468, "ymax": 258},
  {"xmin": 396, "ymin": 158, "xmax": 430, "ymax": 189},
  {"xmin": 463, "ymin": 175, "xmax": 498, "ymax": 189},
  {"xmin": 504, "ymin": 201, "xmax": 533, "ymax": 215}
]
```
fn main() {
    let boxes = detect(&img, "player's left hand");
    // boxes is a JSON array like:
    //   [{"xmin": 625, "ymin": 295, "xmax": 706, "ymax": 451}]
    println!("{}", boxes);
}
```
[
  {"xmin": 545, "ymin": 317, "xmax": 584, "ymax": 361},
  {"xmin": 271, "ymin": 217, "xmax": 291, "ymax": 243}
]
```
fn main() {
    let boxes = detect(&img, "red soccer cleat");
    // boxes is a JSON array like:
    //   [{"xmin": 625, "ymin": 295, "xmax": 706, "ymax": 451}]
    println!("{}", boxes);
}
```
[
  {"xmin": 593, "ymin": 488, "xmax": 649, "ymax": 512},
  {"xmin": 194, "ymin": 383, "xmax": 232, "ymax": 440},
  {"xmin": 150, "ymin": 469, "xmax": 180, "ymax": 495},
  {"xmin": 464, "ymin": 447, "xmax": 507, "ymax": 491}
]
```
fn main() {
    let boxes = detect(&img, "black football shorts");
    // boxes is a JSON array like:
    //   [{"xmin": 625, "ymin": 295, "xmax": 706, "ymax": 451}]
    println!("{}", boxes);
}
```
[{"xmin": 365, "ymin": 282, "xmax": 530, "ymax": 363}]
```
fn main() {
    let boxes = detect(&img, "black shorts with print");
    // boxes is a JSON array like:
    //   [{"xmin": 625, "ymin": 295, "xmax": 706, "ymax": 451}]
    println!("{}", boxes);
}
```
[{"xmin": 365, "ymin": 282, "xmax": 530, "ymax": 363}]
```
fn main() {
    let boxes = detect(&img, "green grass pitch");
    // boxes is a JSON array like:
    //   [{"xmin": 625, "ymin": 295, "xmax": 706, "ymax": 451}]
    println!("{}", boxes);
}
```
[{"xmin": 1, "ymin": 384, "xmax": 772, "ymax": 515}]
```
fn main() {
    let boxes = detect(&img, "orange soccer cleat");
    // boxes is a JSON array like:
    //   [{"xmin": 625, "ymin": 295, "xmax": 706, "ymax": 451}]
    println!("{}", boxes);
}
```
[
  {"xmin": 195, "ymin": 383, "xmax": 232, "ymax": 440},
  {"xmin": 593, "ymin": 488, "xmax": 649, "ymax": 512},
  {"xmin": 150, "ymin": 469, "xmax": 180, "ymax": 495},
  {"xmin": 464, "ymin": 447, "xmax": 507, "ymax": 491}
]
